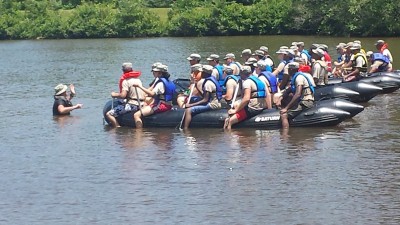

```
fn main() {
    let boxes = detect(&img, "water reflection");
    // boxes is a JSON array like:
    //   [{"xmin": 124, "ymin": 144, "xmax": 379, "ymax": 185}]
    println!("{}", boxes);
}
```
[{"xmin": 52, "ymin": 115, "xmax": 81, "ymax": 128}]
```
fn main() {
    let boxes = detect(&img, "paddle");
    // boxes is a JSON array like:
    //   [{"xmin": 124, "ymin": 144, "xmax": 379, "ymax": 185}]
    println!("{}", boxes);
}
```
[
  {"xmin": 178, "ymin": 83, "xmax": 195, "ymax": 130},
  {"xmin": 230, "ymin": 81, "xmax": 240, "ymax": 109},
  {"xmin": 224, "ymin": 81, "xmax": 240, "ymax": 129}
]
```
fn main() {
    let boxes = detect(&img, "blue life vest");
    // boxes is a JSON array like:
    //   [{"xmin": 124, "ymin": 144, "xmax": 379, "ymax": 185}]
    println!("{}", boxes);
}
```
[
  {"xmin": 264, "ymin": 64, "xmax": 273, "ymax": 72},
  {"xmin": 223, "ymin": 75, "xmax": 240, "ymax": 86},
  {"xmin": 247, "ymin": 75, "xmax": 266, "ymax": 98},
  {"xmin": 259, "ymin": 71, "xmax": 278, "ymax": 93},
  {"xmin": 337, "ymin": 55, "xmax": 343, "ymax": 63},
  {"xmin": 202, "ymin": 76, "xmax": 222, "ymax": 101},
  {"xmin": 215, "ymin": 65, "xmax": 225, "ymax": 87},
  {"xmin": 277, "ymin": 60, "xmax": 292, "ymax": 82},
  {"xmin": 344, "ymin": 54, "xmax": 351, "ymax": 63},
  {"xmin": 302, "ymin": 49, "xmax": 312, "ymax": 63},
  {"xmin": 372, "ymin": 53, "xmax": 390, "ymax": 71},
  {"xmin": 291, "ymin": 72, "xmax": 315, "ymax": 98},
  {"xmin": 155, "ymin": 78, "xmax": 176, "ymax": 102}
]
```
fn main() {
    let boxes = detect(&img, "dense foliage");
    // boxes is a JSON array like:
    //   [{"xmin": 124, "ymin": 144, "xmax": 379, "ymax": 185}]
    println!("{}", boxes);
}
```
[{"xmin": 0, "ymin": 0, "xmax": 399, "ymax": 39}]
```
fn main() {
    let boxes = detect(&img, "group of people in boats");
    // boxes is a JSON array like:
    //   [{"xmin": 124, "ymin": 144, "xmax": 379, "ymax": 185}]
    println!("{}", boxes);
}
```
[{"xmin": 53, "ymin": 39, "xmax": 394, "ymax": 129}]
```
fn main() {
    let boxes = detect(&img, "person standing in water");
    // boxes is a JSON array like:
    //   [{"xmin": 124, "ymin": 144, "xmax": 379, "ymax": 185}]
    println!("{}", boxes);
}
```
[{"xmin": 53, "ymin": 83, "xmax": 83, "ymax": 116}]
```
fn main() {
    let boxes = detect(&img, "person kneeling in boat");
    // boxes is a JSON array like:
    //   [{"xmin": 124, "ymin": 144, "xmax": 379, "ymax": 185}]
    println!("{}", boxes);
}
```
[
  {"xmin": 279, "ymin": 62, "xmax": 316, "ymax": 129},
  {"xmin": 342, "ymin": 43, "xmax": 368, "ymax": 82},
  {"xmin": 132, "ymin": 64, "xmax": 175, "ymax": 128},
  {"xmin": 224, "ymin": 66, "xmax": 266, "ymax": 130},
  {"xmin": 183, "ymin": 65, "xmax": 222, "ymax": 129},
  {"xmin": 106, "ymin": 62, "xmax": 145, "ymax": 128},
  {"xmin": 367, "ymin": 51, "xmax": 393, "ymax": 73},
  {"xmin": 53, "ymin": 83, "xmax": 83, "ymax": 116}
]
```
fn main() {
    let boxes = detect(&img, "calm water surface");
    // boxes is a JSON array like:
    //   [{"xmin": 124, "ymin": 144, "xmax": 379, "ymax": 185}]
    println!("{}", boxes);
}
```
[{"xmin": 1, "ymin": 36, "xmax": 400, "ymax": 224}]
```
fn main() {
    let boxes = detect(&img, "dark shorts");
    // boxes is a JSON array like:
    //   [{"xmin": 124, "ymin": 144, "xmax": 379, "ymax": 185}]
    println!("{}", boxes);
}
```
[
  {"xmin": 235, "ymin": 106, "xmax": 263, "ymax": 122},
  {"xmin": 287, "ymin": 100, "xmax": 314, "ymax": 119},
  {"xmin": 109, "ymin": 104, "xmax": 139, "ymax": 117}
]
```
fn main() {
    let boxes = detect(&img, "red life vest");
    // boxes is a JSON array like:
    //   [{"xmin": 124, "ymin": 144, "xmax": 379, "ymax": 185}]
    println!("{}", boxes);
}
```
[
  {"xmin": 379, "ymin": 43, "xmax": 389, "ymax": 54},
  {"xmin": 118, "ymin": 70, "xmax": 141, "ymax": 92},
  {"xmin": 323, "ymin": 51, "xmax": 332, "ymax": 72}
]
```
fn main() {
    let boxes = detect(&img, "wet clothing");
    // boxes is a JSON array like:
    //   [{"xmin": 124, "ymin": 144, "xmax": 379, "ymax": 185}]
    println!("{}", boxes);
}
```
[{"xmin": 53, "ymin": 96, "xmax": 72, "ymax": 115}]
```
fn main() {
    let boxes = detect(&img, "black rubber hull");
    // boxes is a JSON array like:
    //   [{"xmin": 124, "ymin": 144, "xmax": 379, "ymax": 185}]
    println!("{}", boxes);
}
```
[
  {"xmin": 329, "ymin": 74, "xmax": 400, "ymax": 94},
  {"xmin": 174, "ymin": 79, "xmax": 366, "ymax": 104},
  {"xmin": 325, "ymin": 80, "xmax": 383, "ymax": 102},
  {"xmin": 361, "ymin": 74, "xmax": 400, "ymax": 94},
  {"xmin": 102, "ymin": 99, "xmax": 358, "ymax": 129}
]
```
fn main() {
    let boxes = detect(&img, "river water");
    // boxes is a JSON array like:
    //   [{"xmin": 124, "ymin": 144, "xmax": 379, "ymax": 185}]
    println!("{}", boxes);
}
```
[{"xmin": 1, "ymin": 36, "xmax": 400, "ymax": 224}]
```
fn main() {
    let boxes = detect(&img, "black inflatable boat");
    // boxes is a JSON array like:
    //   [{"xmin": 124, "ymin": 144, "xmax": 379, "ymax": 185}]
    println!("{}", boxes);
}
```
[
  {"xmin": 329, "ymin": 73, "xmax": 400, "ymax": 94},
  {"xmin": 103, "ymin": 98, "xmax": 363, "ymax": 129},
  {"xmin": 174, "ymin": 78, "xmax": 380, "ymax": 103}
]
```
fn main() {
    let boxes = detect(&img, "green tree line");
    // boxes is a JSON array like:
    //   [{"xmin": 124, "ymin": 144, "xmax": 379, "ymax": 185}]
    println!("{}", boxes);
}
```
[{"xmin": 1, "ymin": 0, "xmax": 399, "ymax": 40}]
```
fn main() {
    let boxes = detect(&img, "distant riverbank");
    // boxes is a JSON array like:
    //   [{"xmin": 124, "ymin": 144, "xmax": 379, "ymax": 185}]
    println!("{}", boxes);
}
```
[{"xmin": 1, "ymin": 0, "xmax": 399, "ymax": 40}]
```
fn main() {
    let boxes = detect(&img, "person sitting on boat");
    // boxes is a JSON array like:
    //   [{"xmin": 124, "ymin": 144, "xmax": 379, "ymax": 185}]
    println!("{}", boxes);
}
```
[
  {"xmin": 145, "ymin": 62, "xmax": 163, "ymax": 105},
  {"xmin": 105, "ymin": 62, "xmax": 145, "ymax": 128},
  {"xmin": 278, "ymin": 62, "xmax": 316, "ymax": 129},
  {"xmin": 132, "ymin": 64, "xmax": 175, "ymax": 128},
  {"xmin": 319, "ymin": 44, "xmax": 332, "ymax": 73},
  {"xmin": 223, "ymin": 65, "xmax": 241, "ymax": 108},
  {"xmin": 241, "ymin": 49, "xmax": 252, "ymax": 64},
  {"xmin": 295, "ymin": 42, "xmax": 311, "ymax": 66},
  {"xmin": 187, "ymin": 53, "xmax": 201, "ymax": 67},
  {"xmin": 260, "ymin": 46, "xmax": 275, "ymax": 69},
  {"xmin": 224, "ymin": 66, "xmax": 266, "ymax": 130},
  {"xmin": 183, "ymin": 65, "xmax": 222, "ymax": 129},
  {"xmin": 255, "ymin": 60, "xmax": 278, "ymax": 109},
  {"xmin": 290, "ymin": 45, "xmax": 300, "ymax": 57},
  {"xmin": 273, "ymin": 49, "xmax": 295, "ymax": 88},
  {"xmin": 253, "ymin": 50, "xmax": 272, "ymax": 72},
  {"xmin": 339, "ymin": 42, "xmax": 356, "ymax": 75},
  {"xmin": 177, "ymin": 63, "xmax": 204, "ymax": 108},
  {"xmin": 245, "ymin": 57, "xmax": 258, "ymax": 74},
  {"xmin": 311, "ymin": 48, "xmax": 329, "ymax": 86},
  {"xmin": 176, "ymin": 53, "xmax": 201, "ymax": 107},
  {"xmin": 224, "ymin": 53, "xmax": 241, "ymax": 75},
  {"xmin": 375, "ymin": 40, "xmax": 393, "ymax": 64},
  {"xmin": 343, "ymin": 43, "xmax": 368, "ymax": 82},
  {"xmin": 332, "ymin": 43, "xmax": 347, "ymax": 77},
  {"xmin": 367, "ymin": 52, "xmax": 393, "ymax": 73},
  {"xmin": 207, "ymin": 54, "xmax": 225, "ymax": 88},
  {"xmin": 353, "ymin": 40, "xmax": 367, "ymax": 55},
  {"xmin": 53, "ymin": 83, "xmax": 83, "ymax": 116}
]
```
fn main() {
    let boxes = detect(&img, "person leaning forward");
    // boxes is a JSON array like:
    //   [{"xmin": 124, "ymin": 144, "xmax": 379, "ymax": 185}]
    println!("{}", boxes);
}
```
[
  {"xmin": 278, "ymin": 62, "xmax": 316, "ymax": 129},
  {"xmin": 53, "ymin": 83, "xmax": 83, "ymax": 116},
  {"xmin": 132, "ymin": 64, "xmax": 175, "ymax": 128},
  {"xmin": 183, "ymin": 65, "xmax": 222, "ymax": 129},
  {"xmin": 106, "ymin": 62, "xmax": 145, "ymax": 128},
  {"xmin": 343, "ymin": 43, "xmax": 368, "ymax": 82}
]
